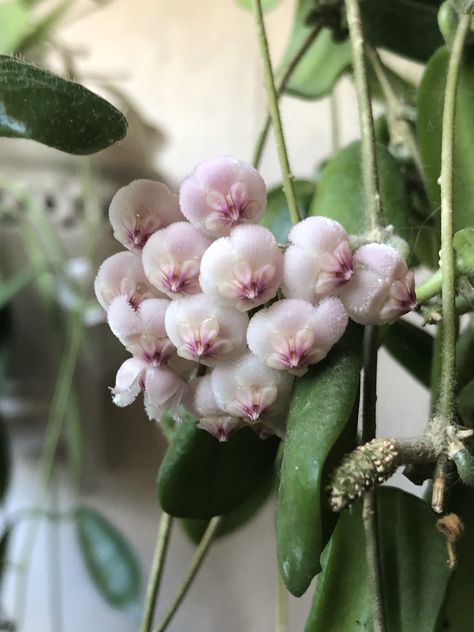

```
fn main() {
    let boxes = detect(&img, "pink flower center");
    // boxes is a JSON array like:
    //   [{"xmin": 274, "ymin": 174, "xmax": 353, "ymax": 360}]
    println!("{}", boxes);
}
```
[
  {"xmin": 123, "ymin": 211, "xmax": 160, "ymax": 250},
  {"xmin": 177, "ymin": 319, "xmax": 233, "ymax": 362},
  {"xmin": 269, "ymin": 329, "xmax": 315, "ymax": 370},
  {"xmin": 229, "ymin": 385, "xmax": 278, "ymax": 423},
  {"xmin": 158, "ymin": 256, "xmax": 200, "ymax": 295},
  {"xmin": 220, "ymin": 261, "xmax": 276, "ymax": 305}
]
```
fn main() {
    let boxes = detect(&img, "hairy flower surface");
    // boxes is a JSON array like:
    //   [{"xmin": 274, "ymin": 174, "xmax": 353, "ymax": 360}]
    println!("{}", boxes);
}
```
[
  {"xmin": 179, "ymin": 156, "xmax": 267, "ymax": 237},
  {"xmin": 142, "ymin": 222, "xmax": 211, "ymax": 298},
  {"xmin": 185, "ymin": 375, "xmax": 244, "ymax": 442},
  {"xmin": 211, "ymin": 353, "xmax": 293, "ymax": 424},
  {"xmin": 165, "ymin": 293, "xmax": 248, "ymax": 366},
  {"xmin": 94, "ymin": 251, "xmax": 161, "ymax": 310},
  {"xmin": 247, "ymin": 297, "xmax": 348, "ymax": 375},
  {"xmin": 283, "ymin": 216, "xmax": 353, "ymax": 303},
  {"xmin": 199, "ymin": 224, "xmax": 283, "ymax": 311},
  {"xmin": 338, "ymin": 243, "xmax": 417, "ymax": 325},
  {"xmin": 109, "ymin": 179, "xmax": 183, "ymax": 251}
]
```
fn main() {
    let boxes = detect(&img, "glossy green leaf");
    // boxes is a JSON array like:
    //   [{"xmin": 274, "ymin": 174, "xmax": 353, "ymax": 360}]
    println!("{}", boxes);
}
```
[
  {"xmin": 438, "ymin": 484, "xmax": 474, "ymax": 631},
  {"xmin": 306, "ymin": 487, "xmax": 451, "ymax": 631},
  {"xmin": 0, "ymin": 55, "xmax": 127, "ymax": 154},
  {"xmin": 158, "ymin": 419, "xmax": 279, "ymax": 519},
  {"xmin": 454, "ymin": 228, "xmax": 474, "ymax": 277},
  {"xmin": 75, "ymin": 507, "xmax": 141, "ymax": 608},
  {"xmin": 0, "ymin": 1, "xmax": 29, "ymax": 54},
  {"xmin": 261, "ymin": 179, "xmax": 314, "ymax": 243},
  {"xmin": 310, "ymin": 140, "xmax": 412, "ymax": 244},
  {"xmin": 361, "ymin": 0, "xmax": 444, "ymax": 63},
  {"xmin": 276, "ymin": 324, "xmax": 363, "ymax": 597},
  {"xmin": 418, "ymin": 47, "xmax": 474, "ymax": 234},
  {"xmin": 383, "ymin": 319, "xmax": 434, "ymax": 388},
  {"xmin": 182, "ymin": 467, "xmax": 275, "ymax": 544}
]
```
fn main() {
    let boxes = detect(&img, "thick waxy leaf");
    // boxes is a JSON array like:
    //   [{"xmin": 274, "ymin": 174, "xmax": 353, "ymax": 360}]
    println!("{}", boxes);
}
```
[
  {"xmin": 261, "ymin": 179, "xmax": 314, "ymax": 243},
  {"xmin": 361, "ymin": 0, "xmax": 444, "ymax": 63},
  {"xmin": 182, "ymin": 467, "xmax": 275, "ymax": 543},
  {"xmin": 383, "ymin": 319, "xmax": 434, "ymax": 388},
  {"xmin": 157, "ymin": 420, "xmax": 279, "ymax": 519},
  {"xmin": 75, "ymin": 507, "xmax": 141, "ymax": 608},
  {"xmin": 310, "ymin": 141, "xmax": 412, "ymax": 244},
  {"xmin": 438, "ymin": 484, "xmax": 474, "ymax": 631},
  {"xmin": 0, "ymin": 56, "xmax": 127, "ymax": 154},
  {"xmin": 418, "ymin": 47, "xmax": 474, "ymax": 234},
  {"xmin": 276, "ymin": 324, "xmax": 363, "ymax": 597},
  {"xmin": 306, "ymin": 487, "xmax": 451, "ymax": 631}
]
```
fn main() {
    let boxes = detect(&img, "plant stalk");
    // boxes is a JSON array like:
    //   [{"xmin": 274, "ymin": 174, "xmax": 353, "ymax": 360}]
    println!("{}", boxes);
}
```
[
  {"xmin": 276, "ymin": 571, "xmax": 288, "ymax": 632},
  {"xmin": 251, "ymin": 0, "xmax": 301, "ymax": 225},
  {"xmin": 153, "ymin": 517, "xmax": 222, "ymax": 632},
  {"xmin": 252, "ymin": 24, "xmax": 321, "ymax": 169},
  {"xmin": 433, "ymin": 13, "xmax": 471, "ymax": 512},
  {"xmin": 140, "ymin": 512, "xmax": 174, "ymax": 632}
]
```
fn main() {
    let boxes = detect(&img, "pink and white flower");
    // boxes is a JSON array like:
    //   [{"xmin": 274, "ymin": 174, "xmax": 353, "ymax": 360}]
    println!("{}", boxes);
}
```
[
  {"xmin": 94, "ymin": 251, "xmax": 161, "ymax": 310},
  {"xmin": 179, "ymin": 156, "xmax": 267, "ymax": 238},
  {"xmin": 338, "ymin": 243, "xmax": 417, "ymax": 325},
  {"xmin": 165, "ymin": 294, "xmax": 248, "ymax": 366},
  {"xmin": 247, "ymin": 297, "xmax": 348, "ymax": 375},
  {"xmin": 283, "ymin": 217, "xmax": 353, "ymax": 303},
  {"xmin": 109, "ymin": 180, "xmax": 183, "ymax": 251},
  {"xmin": 211, "ymin": 353, "xmax": 293, "ymax": 424},
  {"xmin": 142, "ymin": 222, "xmax": 211, "ymax": 298},
  {"xmin": 199, "ymin": 225, "xmax": 283, "ymax": 311}
]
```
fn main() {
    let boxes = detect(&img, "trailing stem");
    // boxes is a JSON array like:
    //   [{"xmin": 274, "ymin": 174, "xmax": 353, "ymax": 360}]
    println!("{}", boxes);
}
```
[
  {"xmin": 432, "ymin": 13, "xmax": 471, "ymax": 513},
  {"xmin": 251, "ymin": 0, "xmax": 302, "ymax": 225},
  {"xmin": 252, "ymin": 24, "xmax": 321, "ymax": 169},
  {"xmin": 345, "ymin": 0, "xmax": 386, "ymax": 629}
]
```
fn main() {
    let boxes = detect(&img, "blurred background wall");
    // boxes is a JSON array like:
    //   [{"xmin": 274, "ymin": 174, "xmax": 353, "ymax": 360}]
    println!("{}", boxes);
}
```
[{"xmin": 0, "ymin": 1, "xmax": 428, "ymax": 631}]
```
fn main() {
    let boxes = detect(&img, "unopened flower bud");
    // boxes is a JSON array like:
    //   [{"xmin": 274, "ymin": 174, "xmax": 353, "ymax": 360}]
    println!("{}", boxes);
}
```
[
  {"xmin": 165, "ymin": 294, "xmax": 248, "ymax": 366},
  {"xmin": 338, "ymin": 243, "xmax": 417, "ymax": 325},
  {"xmin": 247, "ymin": 297, "xmax": 348, "ymax": 375},
  {"xmin": 185, "ymin": 375, "xmax": 244, "ymax": 442},
  {"xmin": 283, "ymin": 217, "xmax": 353, "ymax": 303},
  {"xmin": 142, "ymin": 222, "xmax": 211, "ymax": 298},
  {"xmin": 179, "ymin": 156, "xmax": 267, "ymax": 237},
  {"xmin": 199, "ymin": 225, "xmax": 283, "ymax": 311},
  {"xmin": 109, "ymin": 180, "xmax": 183, "ymax": 251},
  {"xmin": 211, "ymin": 353, "xmax": 293, "ymax": 424},
  {"xmin": 94, "ymin": 252, "xmax": 161, "ymax": 310}
]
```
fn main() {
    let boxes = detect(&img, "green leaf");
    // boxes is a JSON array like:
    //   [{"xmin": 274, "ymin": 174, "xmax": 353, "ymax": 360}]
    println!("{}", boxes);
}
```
[
  {"xmin": 157, "ymin": 419, "xmax": 279, "ymax": 519},
  {"xmin": 236, "ymin": 0, "xmax": 279, "ymax": 11},
  {"xmin": 456, "ymin": 319, "xmax": 474, "ymax": 394},
  {"xmin": 454, "ymin": 227, "xmax": 474, "ymax": 277},
  {"xmin": 14, "ymin": 0, "xmax": 73, "ymax": 57},
  {"xmin": 418, "ymin": 47, "xmax": 474, "ymax": 234},
  {"xmin": 382, "ymin": 319, "xmax": 434, "ymax": 388},
  {"xmin": 306, "ymin": 487, "xmax": 451, "ymax": 632},
  {"xmin": 0, "ymin": 1, "xmax": 29, "ymax": 54},
  {"xmin": 310, "ymin": 140, "xmax": 412, "ymax": 244},
  {"xmin": 0, "ymin": 55, "xmax": 127, "ymax": 154},
  {"xmin": 276, "ymin": 324, "xmax": 363, "ymax": 597},
  {"xmin": 361, "ymin": 0, "xmax": 444, "ymax": 63},
  {"xmin": 182, "ymin": 466, "xmax": 275, "ymax": 544},
  {"xmin": 367, "ymin": 59, "xmax": 418, "ymax": 105},
  {"xmin": 74, "ymin": 507, "xmax": 141, "ymax": 608},
  {"xmin": 438, "ymin": 483, "xmax": 474, "ymax": 631},
  {"xmin": 261, "ymin": 179, "xmax": 314, "ymax": 243}
]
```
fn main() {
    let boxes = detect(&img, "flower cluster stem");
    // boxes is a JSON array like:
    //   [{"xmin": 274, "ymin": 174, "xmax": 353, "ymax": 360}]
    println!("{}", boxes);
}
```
[{"xmin": 251, "ymin": 0, "xmax": 302, "ymax": 225}]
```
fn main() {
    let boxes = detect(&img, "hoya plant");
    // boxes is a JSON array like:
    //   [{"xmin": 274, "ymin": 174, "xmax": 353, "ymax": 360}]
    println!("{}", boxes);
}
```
[{"xmin": 2, "ymin": 0, "xmax": 474, "ymax": 630}]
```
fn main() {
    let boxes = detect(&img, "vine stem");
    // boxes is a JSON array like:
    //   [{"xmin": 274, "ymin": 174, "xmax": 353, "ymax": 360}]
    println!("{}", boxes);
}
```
[
  {"xmin": 345, "ymin": 0, "xmax": 386, "ymax": 630},
  {"xmin": 153, "ymin": 517, "xmax": 222, "ymax": 632},
  {"xmin": 140, "ymin": 513, "xmax": 174, "ymax": 632},
  {"xmin": 276, "ymin": 571, "xmax": 288, "ymax": 632},
  {"xmin": 252, "ymin": 24, "xmax": 321, "ymax": 169},
  {"xmin": 432, "ymin": 12, "xmax": 471, "ymax": 513},
  {"xmin": 251, "ymin": 0, "xmax": 302, "ymax": 225}
]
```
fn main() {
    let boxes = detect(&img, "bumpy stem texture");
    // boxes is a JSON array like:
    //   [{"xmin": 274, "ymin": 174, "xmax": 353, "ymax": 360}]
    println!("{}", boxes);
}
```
[{"xmin": 251, "ymin": 0, "xmax": 302, "ymax": 225}]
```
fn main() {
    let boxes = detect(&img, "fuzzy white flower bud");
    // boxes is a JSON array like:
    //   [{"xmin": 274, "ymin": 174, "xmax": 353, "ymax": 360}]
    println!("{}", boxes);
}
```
[
  {"xmin": 94, "ymin": 252, "xmax": 161, "ymax": 310},
  {"xmin": 247, "ymin": 297, "xmax": 348, "ymax": 375},
  {"xmin": 109, "ymin": 180, "xmax": 183, "ymax": 251},
  {"xmin": 164, "ymin": 294, "xmax": 248, "ymax": 366},
  {"xmin": 199, "ymin": 225, "xmax": 283, "ymax": 311},
  {"xmin": 282, "ymin": 217, "xmax": 353, "ymax": 303},
  {"xmin": 142, "ymin": 222, "xmax": 211, "ymax": 298},
  {"xmin": 179, "ymin": 156, "xmax": 267, "ymax": 238},
  {"xmin": 211, "ymin": 353, "xmax": 293, "ymax": 424},
  {"xmin": 338, "ymin": 243, "xmax": 417, "ymax": 325}
]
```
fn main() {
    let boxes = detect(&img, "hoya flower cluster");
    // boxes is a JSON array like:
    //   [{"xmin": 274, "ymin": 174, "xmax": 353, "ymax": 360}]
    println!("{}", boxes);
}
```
[{"xmin": 95, "ymin": 156, "xmax": 416, "ymax": 442}]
